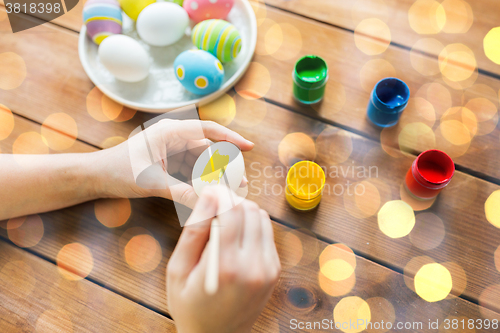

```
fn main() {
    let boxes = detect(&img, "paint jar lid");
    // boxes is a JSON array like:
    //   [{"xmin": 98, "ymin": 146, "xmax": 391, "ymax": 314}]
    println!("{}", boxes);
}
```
[
  {"xmin": 371, "ymin": 77, "xmax": 410, "ymax": 114},
  {"xmin": 412, "ymin": 149, "xmax": 455, "ymax": 189},
  {"xmin": 286, "ymin": 161, "xmax": 325, "ymax": 200},
  {"xmin": 293, "ymin": 55, "xmax": 328, "ymax": 89}
]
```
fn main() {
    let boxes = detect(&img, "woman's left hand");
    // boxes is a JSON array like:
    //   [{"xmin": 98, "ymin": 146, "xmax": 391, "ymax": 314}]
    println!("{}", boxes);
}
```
[{"xmin": 94, "ymin": 119, "xmax": 253, "ymax": 208}]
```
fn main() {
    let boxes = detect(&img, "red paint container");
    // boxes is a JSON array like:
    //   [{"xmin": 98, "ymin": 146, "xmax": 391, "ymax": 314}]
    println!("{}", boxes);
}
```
[{"xmin": 405, "ymin": 150, "xmax": 455, "ymax": 200}]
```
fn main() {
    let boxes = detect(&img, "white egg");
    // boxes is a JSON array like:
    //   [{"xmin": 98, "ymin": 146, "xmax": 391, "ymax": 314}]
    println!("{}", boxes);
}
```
[
  {"xmin": 137, "ymin": 2, "xmax": 189, "ymax": 47},
  {"xmin": 192, "ymin": 142, "xmax": 245, "ymax": 197},
  {"xmin": 98, "ymin": 35, "xmax": 150, "ymax": 82}
]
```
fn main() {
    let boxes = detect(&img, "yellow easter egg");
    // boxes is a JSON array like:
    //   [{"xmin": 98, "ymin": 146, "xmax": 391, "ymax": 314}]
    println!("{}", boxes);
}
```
[{"xmin": 118, "ymin": 0, "xmax": 155, "ymax": 20}]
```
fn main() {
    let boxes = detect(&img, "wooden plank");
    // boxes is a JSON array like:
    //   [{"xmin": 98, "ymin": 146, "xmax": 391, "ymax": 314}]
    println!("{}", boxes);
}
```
[
  {"xmin": 0, "ymin": 239, "xmax": 177, "ymax": 332},
  {"xmin": 1, "ymin": 6, "xmax": 500, "ymax": 183},
  {"xmin": 2, "ymin": 93, "xmax": 500, "ymax": 316},
  {"xmin": 2, "ymin": 2, "xmax": 500, "ymax": 321},
  {"xmin": 2, "ymin": 198, "xmax": 500, "ymax": 332},
  {"xmin": 258, "ymin": 0, "xmax": 500, "ymax": 76}
]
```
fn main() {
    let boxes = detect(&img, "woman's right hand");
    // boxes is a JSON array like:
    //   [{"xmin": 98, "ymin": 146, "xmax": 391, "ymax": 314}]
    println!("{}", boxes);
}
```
[{"xmin": 166, "ymin": 186, "xmax": 281, "ymax": 333}]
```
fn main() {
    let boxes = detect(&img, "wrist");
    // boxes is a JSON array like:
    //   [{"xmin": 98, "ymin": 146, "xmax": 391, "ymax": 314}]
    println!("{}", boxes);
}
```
[{"xmin": 80, "ymin": 150, "xmax": 112, "ymax": 200}]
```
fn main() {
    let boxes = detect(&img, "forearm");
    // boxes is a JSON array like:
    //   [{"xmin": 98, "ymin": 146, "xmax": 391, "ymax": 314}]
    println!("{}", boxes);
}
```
[{"xmin": 0, "ymin": 152, "xmax": 104, "ymax": 220}]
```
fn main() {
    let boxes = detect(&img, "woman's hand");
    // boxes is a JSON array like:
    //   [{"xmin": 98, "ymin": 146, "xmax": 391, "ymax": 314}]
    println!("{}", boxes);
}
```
[
  {"xmin": 95, "ymin": 119, "xmax": 253, "ymax": 208},
  {"xmin": 167, "ymin": 187, "xmax": 281, "ymax": 333}
]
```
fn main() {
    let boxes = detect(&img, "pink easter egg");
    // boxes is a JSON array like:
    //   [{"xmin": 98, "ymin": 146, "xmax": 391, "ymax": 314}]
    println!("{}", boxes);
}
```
[{"xmin": 183, "ymin": 0, "xmax": 234, "ymax": 23}]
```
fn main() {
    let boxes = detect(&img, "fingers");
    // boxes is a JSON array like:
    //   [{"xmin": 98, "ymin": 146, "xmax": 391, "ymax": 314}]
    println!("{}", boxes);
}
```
[
  {"xmin": 200, "ymin": 121, "xmax": 254, "ymax": 151},
  {"xmin": 260, "ymin": 210, "xmax": 280, "ymax": 267},
  {"xmin": 167, "ymin": 190, "xmax": 217, "ymax": 281},
  {"xmin": 166, "ymin": 175, "xmax": 199, "ymax": 209},
  {"xmin": 242, "ymin": 201, "xmax": 262, "ymax": 250}
]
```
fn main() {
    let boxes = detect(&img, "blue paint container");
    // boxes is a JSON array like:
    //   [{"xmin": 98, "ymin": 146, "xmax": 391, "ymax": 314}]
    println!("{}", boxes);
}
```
[{"xmin": 367, "ymin": 78, "xmax": 410, "ymax": 128}]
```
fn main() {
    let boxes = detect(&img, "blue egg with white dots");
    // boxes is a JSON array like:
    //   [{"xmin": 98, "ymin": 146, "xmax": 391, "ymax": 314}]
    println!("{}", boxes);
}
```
[{"xmin": 174, "ymin": 49, "xmax": 224, "ymax": 95}]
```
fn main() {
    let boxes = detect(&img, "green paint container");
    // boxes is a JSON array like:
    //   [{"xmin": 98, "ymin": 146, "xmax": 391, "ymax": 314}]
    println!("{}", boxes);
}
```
[{"xmin": 292, "ymin": 55, "xmax": 328, "ymax": 104}]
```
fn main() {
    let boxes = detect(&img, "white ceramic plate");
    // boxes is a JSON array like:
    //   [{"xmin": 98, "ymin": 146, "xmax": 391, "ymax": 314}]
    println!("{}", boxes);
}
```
[{"xmin": 78, "ymin": 0, "xmax": 256, "ymax": 112}]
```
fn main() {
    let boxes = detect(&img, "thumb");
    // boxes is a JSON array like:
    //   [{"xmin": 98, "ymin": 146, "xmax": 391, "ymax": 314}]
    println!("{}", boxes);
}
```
[{"xmin": 167, "ymin": 190, "xmax": 217, "ymax": 281}]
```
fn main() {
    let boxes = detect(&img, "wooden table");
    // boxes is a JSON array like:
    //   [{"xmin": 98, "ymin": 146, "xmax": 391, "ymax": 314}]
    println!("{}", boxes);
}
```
[{"xmin": 1, "ymin": 0, "xmax": 500, "ymax": 331}]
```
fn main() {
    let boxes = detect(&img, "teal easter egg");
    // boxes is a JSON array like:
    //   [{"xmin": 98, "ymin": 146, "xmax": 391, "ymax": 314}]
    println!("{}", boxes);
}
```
[
  {"xmin": 174, "ymin": 50, "xmax": 224, "ymax": 95},
  {"xmin": 192, "ymin": 19, "xmax": 242, "ymax": 63}
]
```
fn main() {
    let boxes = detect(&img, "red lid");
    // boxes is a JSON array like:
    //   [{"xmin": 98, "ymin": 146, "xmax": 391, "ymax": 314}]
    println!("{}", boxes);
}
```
[{"xmin": 412, "ymin": 150, "xmax": 455, "ymax": 190}]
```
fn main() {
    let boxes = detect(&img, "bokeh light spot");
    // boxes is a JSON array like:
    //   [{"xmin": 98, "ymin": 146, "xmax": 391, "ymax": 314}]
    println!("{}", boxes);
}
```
[
  {"xmin": 87, "ymin": 86, "xmax": 132, "ymax": 122},
  {"xmin": 101, "ymin": 136, "xmax": 126, "ymax": 148},
  {"xmin": 318, "ymin": 270, "xmax": 356, "ymax": 297},
  {"xmin": 485, "ymin": 190, "xmax": 500, "ymax": 228},
  {"xmin": 442, "ymin": 261, "xmax": 467, "ymax": 298},
  {"xmin": 36, "ymin": 309, "xmax": 73, "ymax": 333},
  {"xmin": 41, "ymin": 113, "xmax": 78, "ymax": 151},
  {"xmin": 319, "ymin": 244, "xmax": 356, "ymax": 281},
  {"xmin": 0, "ymin": 52, "xmax": 27, "ymax": 90},
  {"xmin": 235, "ymin": 62, "xmax": 271, "ymax": 100},
  {"xmin": 233, "ymin": 95, "xmax": 267, "ymax": 128},
  {"xmin": 124, "ymin": 234, "xmax": 163, "ymax": 273},
  {"xmin": 414, "ymin": 263, "xmax": 452, "ymax": 302},
  {"xmin": 0, "ymin": 104, "xmax": 14, "ymax": 141},
  {"xmin": 12, "ymin": 132, "xmax": 49, "ymax": 154},
  {"xmin": 0, "ymin": 261, "xmax": 36, "ymax": 299},
  {"xmin": 399, "ymin": 97, "xmax": 436, "ymax": 128},
  {"xmin": 398, "ymin": 122, "xmax": 436, "ymax": 153},
  {"xmin": 354, "ymin": 18, "xmax": 391, "ymax": 55},
  {"xmin": 333, "ymin": 296, "xmax": 371, "ymax": 333},
  {"xmin": 409, "ymin": 212, "xmax": 445, "ymax": 250},
  {"xmin": 344, "ymin": 181, "xmax": 381, "ymax": 219},
  {"xmin": 484, "ymin": 27, "xmax": 500, "ymax": 65},
  {"xmin": 280, "ymin": 231, "xmax": 303, "ymax": 268},
  {"xmin": 199, "ymin": 94, "xmax": 236, "ymax": 126},
  {"xmin": 439, "ymin": 44, "xmax": 477, "ymax": 82},
  {"xmin": 321, "ymin": 259, "xmax": 355, "ymax": 282},
  {"xmin": 7, "ymin": 215, "xmax": 44, "ymax": 248},
  {"xmin": 378, "ymin": 200, "xmax": 415, "ymax": 238},
  {"xmin": 366, "ymin": 297, "xmax": 395, "ymax": 333},
  {"xmin": 94, "ymin": 198, "xmax": 131, "ymax": 228},
  {"xmin": 316, "ymin": 128, "xmax": 352, "ymax": 165},
  {"xmin": 360, "ymin": 59, "xmax": 396, "ymax": 93},
  {"xmin": 101, "ymin": 94, "xmax": 123, "ymax": 121},
  {"xmin": 410, "ymin": 38, "xmax": 445, "ymax": 76},
  {"xmin": 465, "ymin": 98, "xmax": 497, "ymax": 123},
  {"xmin": 478, "ymin": 284, "xmax": 500, "ymax": 319},
  {"xmin": 440, "ymin": 0, "xmax": 473, "ymax": 34},
  {"xmin": 56, "ymin": 243, "xmax": 94, "ymax": 281},
  {"xmin": 278, "ymin": 132, "xmax": 316, "ymax": 167},
  {"xmin": 404, "ymin": 256, "xmax": 435, "ymax": 292},
  {"xmin": 440, "ymin": 120, "xmax": 472, "ymax": 146},
  {"xmin": 267, "ymin": 23, "xmax": 302, "ymax": 61},
  {"xmin": 278, "ymin": 228, "xmax": 319, "ymax": 269},
  {"xmin": 400, "ymin": 183, "xmax": 437, "ymax": 211},
  {"xmin": 250, "ymin": 0, "xmax": 267, "ymax": 26},
  {"xmin": 408, "ymin": 0, "xmax": 446, "ymax": 35}
]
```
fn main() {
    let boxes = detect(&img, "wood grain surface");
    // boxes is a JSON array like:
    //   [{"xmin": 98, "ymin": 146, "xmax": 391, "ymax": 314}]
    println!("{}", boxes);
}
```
[
  {"xmin": 1, "ymin": 0, "xmax": 500, "ymax": 331},
  {"xmin": 260, "ymin": 0, "xmax": 500, "ymax": 77},
  {"xmin": 0, "ymin": 239, "xmax": 177, "ymax": 332},
  {"xmin": 2, "ymin": 5, "xmax": 500, "ymax": 182}
]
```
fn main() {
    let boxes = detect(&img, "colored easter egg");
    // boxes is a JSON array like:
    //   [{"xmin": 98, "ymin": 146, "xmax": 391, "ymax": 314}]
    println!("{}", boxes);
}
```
[
  {"xmin": 137, "ymin": 2, "xmax": 189, "ymax": 46},
  {"xmin": 118, "ymin": 0, "xmax": 155, "ymax": 21},
  {"xmin": 183, "ymin": 0, "xmax": 234, "ymax": 23},
  {"xmin": 83, "ymin": 0, "xmax": 122, "ymax": 45},
  {"xmin": 192, "ymin": 19, "xmax": 241, "ymax": 63},
  {"xmin": 174, "ymin": 50, "xmax": 224, "ymax": 95}
]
